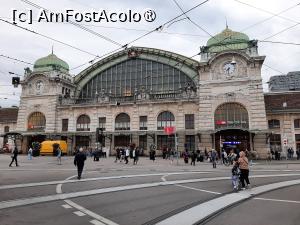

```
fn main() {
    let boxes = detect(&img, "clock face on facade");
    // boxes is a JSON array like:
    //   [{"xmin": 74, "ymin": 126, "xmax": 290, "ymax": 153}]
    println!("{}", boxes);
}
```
[{"xmin": 223, "ymin": 63, "xmax": 236, "ymax": 75}]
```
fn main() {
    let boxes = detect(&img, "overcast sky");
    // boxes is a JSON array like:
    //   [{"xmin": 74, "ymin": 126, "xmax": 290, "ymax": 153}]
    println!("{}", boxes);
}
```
[{"xmin": 0, "ymin": 0, "xmax": 300, "ymax": 107}]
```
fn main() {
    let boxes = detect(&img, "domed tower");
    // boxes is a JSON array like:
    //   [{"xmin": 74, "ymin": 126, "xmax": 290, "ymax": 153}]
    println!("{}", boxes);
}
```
[
  {"xmin": 197, "ymin": 26, "xmax": 268, "ymax": 158},
  {"xmin": 16, "ymin": 52, "xmax": 75, "ymax": 150}
]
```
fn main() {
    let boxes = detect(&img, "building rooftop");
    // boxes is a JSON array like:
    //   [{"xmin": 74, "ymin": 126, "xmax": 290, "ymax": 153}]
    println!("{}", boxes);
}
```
[
  {"xmin": 0, "ymin": 107, "xmax": 18, "ymax": 123},
  {"xmin": 268, "ymin": 71, "xmax": 300, "ymax": 92}
]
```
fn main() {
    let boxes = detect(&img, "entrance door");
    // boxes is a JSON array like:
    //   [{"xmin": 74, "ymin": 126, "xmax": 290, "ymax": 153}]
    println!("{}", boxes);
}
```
[{"xmin": 215, "ymin": 129, "xmax": 250, "ymax": 153}]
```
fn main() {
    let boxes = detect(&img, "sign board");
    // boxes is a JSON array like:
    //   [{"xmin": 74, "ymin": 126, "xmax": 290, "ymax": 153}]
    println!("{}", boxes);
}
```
[
  {"xmin": 283, "ymin": 138, "xmax": 288, "ymax": 146},
  {"xmin": 164, "ymin": 126, "xmax": 176, "ymax": 135}
]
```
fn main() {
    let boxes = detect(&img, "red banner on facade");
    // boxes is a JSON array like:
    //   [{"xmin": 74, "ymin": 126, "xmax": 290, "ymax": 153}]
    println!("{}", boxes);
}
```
[
  {"xmin": 164, "ymin": 126, "xmax": 176, "ymax": 135},
  {"xmin": 216, "ymin": 120, "xmax": 226, "ymax": 125}
]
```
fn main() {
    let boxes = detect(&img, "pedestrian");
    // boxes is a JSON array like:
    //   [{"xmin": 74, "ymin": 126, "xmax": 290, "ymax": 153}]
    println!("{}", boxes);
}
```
[
  {"xmin": 231, "ymin": 159, "xmax": 240, "ymax": 191},
  {"xmin": 74, "ymin": 147, "xmax": 87, "ymax": 180},
  {"xmin": 28, "ymin": 147, "xmax": 33, "ymax": 160},
  {"xmin": 211, "ymin": 149, "xmax": 217, "ymax": 168},
  {"xmin": 133, "ymin": 147, "xmax": 139, "ymax": 165},
  {"xmin": 115, "ymin": 148, "xmax": 120, "ymax": 163},
  {"xmin": 238, "ymin": 151, "xmax": 250, "ymax": 190},
  {"xmin": 57, "ymin": 145, "xmax": 62, "ymax": 165},
  {"xmin": 125, "ymin": 146, "xmax": 130, "ymax": 164},
  {"xmin": 183, "ymin": 150, "xmax": 189, "ymax": 164},
  {"xmin": 190, "ymin": 151, "xmax": 196, "ymax": 166},
  {"xmin": 170, "ymin": 148, "xmax": 174, "ymax": 164},
  {"xmin": 296, "ymin": 148, "xmax": 300, "ymax": 160},
  {"xmin": 9, "ymin": 146, "xmax": 19, "ymax": 167},
  {"xmin": 150, "ymin": 149, "xmax": 156, "ymax": 162}
]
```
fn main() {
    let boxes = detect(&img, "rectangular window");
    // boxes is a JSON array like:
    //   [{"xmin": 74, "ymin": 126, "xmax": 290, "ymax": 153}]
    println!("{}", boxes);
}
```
[
  {"xmin": 185, "ymin": 135, "xmax": 195, "ymax": 151},
  {"xmin": 139, "ymin": 116, "xmax": 147, "ymax": 130},
  {"xmin": 62, "ymin": 119, "xmax": 68, "ymax": 131},
  {"xmin": 296, "ymin": 134, "xmax": 300, "ymax": 151},
  {"xmin": 99, "ymin": 117, "xmax": 106, "ymax": 131},
  {"xmin": 269, "ymin": 134, "xmax": 281, "ymax": 152},
  {"xmin": 185, "ymin": 114, "xmax": 195, "ymax": 129},
  {"xmin": 268, "ymin": 120, "xmax": 280, "ymax": 129},
  {"xmin": 294, "ymin": 119, "xmax": 300, "ymax": 129},
  {"xmin": 4, "ymin": 126, "xmax": 9, "ymax": 132}
]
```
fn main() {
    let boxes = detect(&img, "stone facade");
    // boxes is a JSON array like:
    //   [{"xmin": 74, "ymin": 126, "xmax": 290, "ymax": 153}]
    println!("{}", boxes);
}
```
[{"xmin": 2, "ymin": 28, "xmax": 298, "ymax": 159}]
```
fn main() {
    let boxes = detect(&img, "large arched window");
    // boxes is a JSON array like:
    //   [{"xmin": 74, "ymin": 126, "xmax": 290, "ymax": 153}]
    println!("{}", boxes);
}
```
[
  {"xmin": 157, "ymin": 111, "xmax": 175, "ymax": 130},
  {"xmin": 115, "ymin": 113, "xmax": 130, "ymax": 130},
  {"xmin": 79, "ymin": 58, "xmax": 196, "ymax": 99},
  {"xmin": 268, "ymin": 119, "xmax": 280, "ymax": 129},
  {"xmin": 77, "ymin": 115, "xmax": 90, "ymax": 131},
  {"xmin": 215, "ymin": 103, "xmax": 249, "ymax": 130},
  {"xmin": 28, "ymin": 112, "xmax": 46, "ymax": 131}
]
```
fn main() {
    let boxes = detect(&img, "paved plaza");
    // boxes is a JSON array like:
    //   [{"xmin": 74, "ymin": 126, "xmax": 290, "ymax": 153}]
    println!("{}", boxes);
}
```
[{"xmin": 1, "ymin": 154, "xmax": 300, "ymax": 225}]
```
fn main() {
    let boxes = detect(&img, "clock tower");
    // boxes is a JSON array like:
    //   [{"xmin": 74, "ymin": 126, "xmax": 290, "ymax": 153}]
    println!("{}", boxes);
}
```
[
  {"xmin": 197, "ymin": 27, "xmax": 269, "ymax": 157},
  {"xmin": 16, "ymin": 52, "xmax": 75, "ymax": 147}
]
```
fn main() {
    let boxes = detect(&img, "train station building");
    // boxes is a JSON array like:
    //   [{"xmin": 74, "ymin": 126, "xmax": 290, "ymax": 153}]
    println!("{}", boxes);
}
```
[{"xmin": 1, "ymin": 27, "xmax": 300, "ymax": 158}]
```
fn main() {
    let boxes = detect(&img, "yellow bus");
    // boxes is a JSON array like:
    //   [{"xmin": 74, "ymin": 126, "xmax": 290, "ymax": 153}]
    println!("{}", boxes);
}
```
[{"xmin": 40, "ymin": 140, "xmax": 67, "ymax": 156}]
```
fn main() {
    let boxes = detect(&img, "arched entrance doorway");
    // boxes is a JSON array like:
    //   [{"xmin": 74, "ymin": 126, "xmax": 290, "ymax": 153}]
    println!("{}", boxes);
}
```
[{"xmin": 214, "ymin": 103, "xmax": 250, "ymax": 153}]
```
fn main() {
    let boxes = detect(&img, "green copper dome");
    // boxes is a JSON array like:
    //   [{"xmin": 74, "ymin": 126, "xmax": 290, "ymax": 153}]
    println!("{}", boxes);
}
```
[
  {"xmin": 206, "ymin": 27, "xmax": 250, "ymax": 53},
  {"xmin": 33, "ymin": 53, "xmax": 69, "ymax": 72}
]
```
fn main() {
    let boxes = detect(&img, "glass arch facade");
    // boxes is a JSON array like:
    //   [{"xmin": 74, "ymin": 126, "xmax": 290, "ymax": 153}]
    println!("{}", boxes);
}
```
[
  {"xmin": 157, "ymin": 111, "xmax": 175, "ymax": 130},
  {"xmin": 215, "ymin": 103, "xmax": 249, "ymax": 130},
  {"xmin": 79, "ymin": 58, "xmax": 196, "ymax": 99},
  {"xmin": 28, "ymin": 112, "xmax": 46, "ymax": 131},
  {"xmin": 76, "ymin": 114, "xmax": 90, "ymax": 131},
  {"xmin": 115, "ymin": 113, "xmax": 130, "ymax": 130}
]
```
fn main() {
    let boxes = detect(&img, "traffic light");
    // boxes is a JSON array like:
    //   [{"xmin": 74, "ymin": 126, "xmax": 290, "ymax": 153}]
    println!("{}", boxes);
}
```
[{"xmin": 12, "ymin": 77, "xmax": 20, "ymax": 87}]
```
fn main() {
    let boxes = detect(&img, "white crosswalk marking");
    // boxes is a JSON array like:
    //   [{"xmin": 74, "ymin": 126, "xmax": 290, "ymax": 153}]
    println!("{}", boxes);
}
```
[
  {"xmin": 90, "ymin": 219, "xmax": 106, "ymax": 225},
  {"xmin": 175, "ymin": 184, "xmax": 222, "ymax": 195},
  {"xmin": 254, "ymin": 197, "xmax": 300, "ymax": 204},
  {"xmin": 62, "ymin": 204, "xmax": 72, "ymax": 209},
  {"xmin": 73, "ymin": 211, "xmax": 86, "ymax": 216}
]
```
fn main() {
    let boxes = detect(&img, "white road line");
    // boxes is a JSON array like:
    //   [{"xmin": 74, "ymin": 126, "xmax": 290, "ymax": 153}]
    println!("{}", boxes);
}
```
[
  {"xmin": 1, "ymin": 173, "xmax": 300, "ymax": 210},
  {"xmin": 62, "ymin": 204, "xmax": 72, "ymax": 209},
  {"xmin": 156, "ymin": 179, "xmax": 300, "ymax": 225},
  {"xmin": 254, "ymin": 197, "xmax": 300, "ymax": 204},
  {"xmin": 90, "ymin": 219, "xmax": 106, "ymax": 225},
  {"xmin": 58, "ymin": 174, "xmax": 119, "ymax": 225},
  {"xmin": 66, "ymin": 200, "xmax": 119, "ymax": 225},
  {"xmin": 161, "ymin": 175, "xmax": 168, "ymax": 182},
  {"xmin": 0, "ymin": 171, "xmax": 213, "ymax": 190},
  {"xmin": 73, "ymin": 211, "xmax": 86, "ymax": 216},
  {"xmin": 175, "ymin": 184, "xmax": 221, "ymax": 195}
]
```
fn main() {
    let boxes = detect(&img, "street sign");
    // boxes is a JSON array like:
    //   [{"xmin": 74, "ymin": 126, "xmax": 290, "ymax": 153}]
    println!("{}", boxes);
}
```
[{"xmin": 283, "ymin": 138, "xmax": 288, "ymax": 146}]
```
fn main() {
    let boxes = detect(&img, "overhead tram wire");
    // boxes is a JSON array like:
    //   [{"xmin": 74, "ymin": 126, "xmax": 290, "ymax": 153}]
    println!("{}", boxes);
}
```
[
  {"xmin": 0, "ymin": 54, "xmax": 34, "ymax": 65},
  {"xmin": 172, "ymin": 1, "xmax": 287, "ymax": 75},
  {"xmin": 124, "ymin": 0, "xmax": 210, "ymax": 46},
  {"xmin": 233, "ymin": 0, "xmax": 300, "ymax": 24},
  {"xmin": 258, "ymin": 40, "xmax": 300, "ymax": 46},
  {"xmin": 232, "ymin": 0, "xmax": 300, "ymax": 40},
  {"xmin": 0, "ymin": 19, "xmax": 100, "ymax": 58},
  {"xmin": 71, "ymin": 0, "xmax": 210, "ymax": 70},
  {"xmin": 20, "ymin": 0, "xmax": 123, "ymax": 48}
]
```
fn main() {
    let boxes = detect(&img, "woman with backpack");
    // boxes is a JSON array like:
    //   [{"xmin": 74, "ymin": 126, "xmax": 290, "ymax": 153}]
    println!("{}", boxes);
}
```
[{"xmin": 238, "ymin": 151, "xmax": 250, "ymax": 190}]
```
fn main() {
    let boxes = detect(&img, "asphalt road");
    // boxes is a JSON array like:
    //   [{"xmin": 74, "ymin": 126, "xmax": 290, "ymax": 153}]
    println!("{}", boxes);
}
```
[{"xmin": 0, "ymin": 155, "xmax": 300, "ymax": 225}]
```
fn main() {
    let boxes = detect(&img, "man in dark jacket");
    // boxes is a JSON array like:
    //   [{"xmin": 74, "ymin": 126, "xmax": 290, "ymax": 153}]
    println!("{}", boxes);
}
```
[
  {"xmin": 74, "ymin": 147, "xmax": 86, "ymax": 179},
  {"xmin": 9, "ymin": 147, "xmax": 19, "ymax": 167}
]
